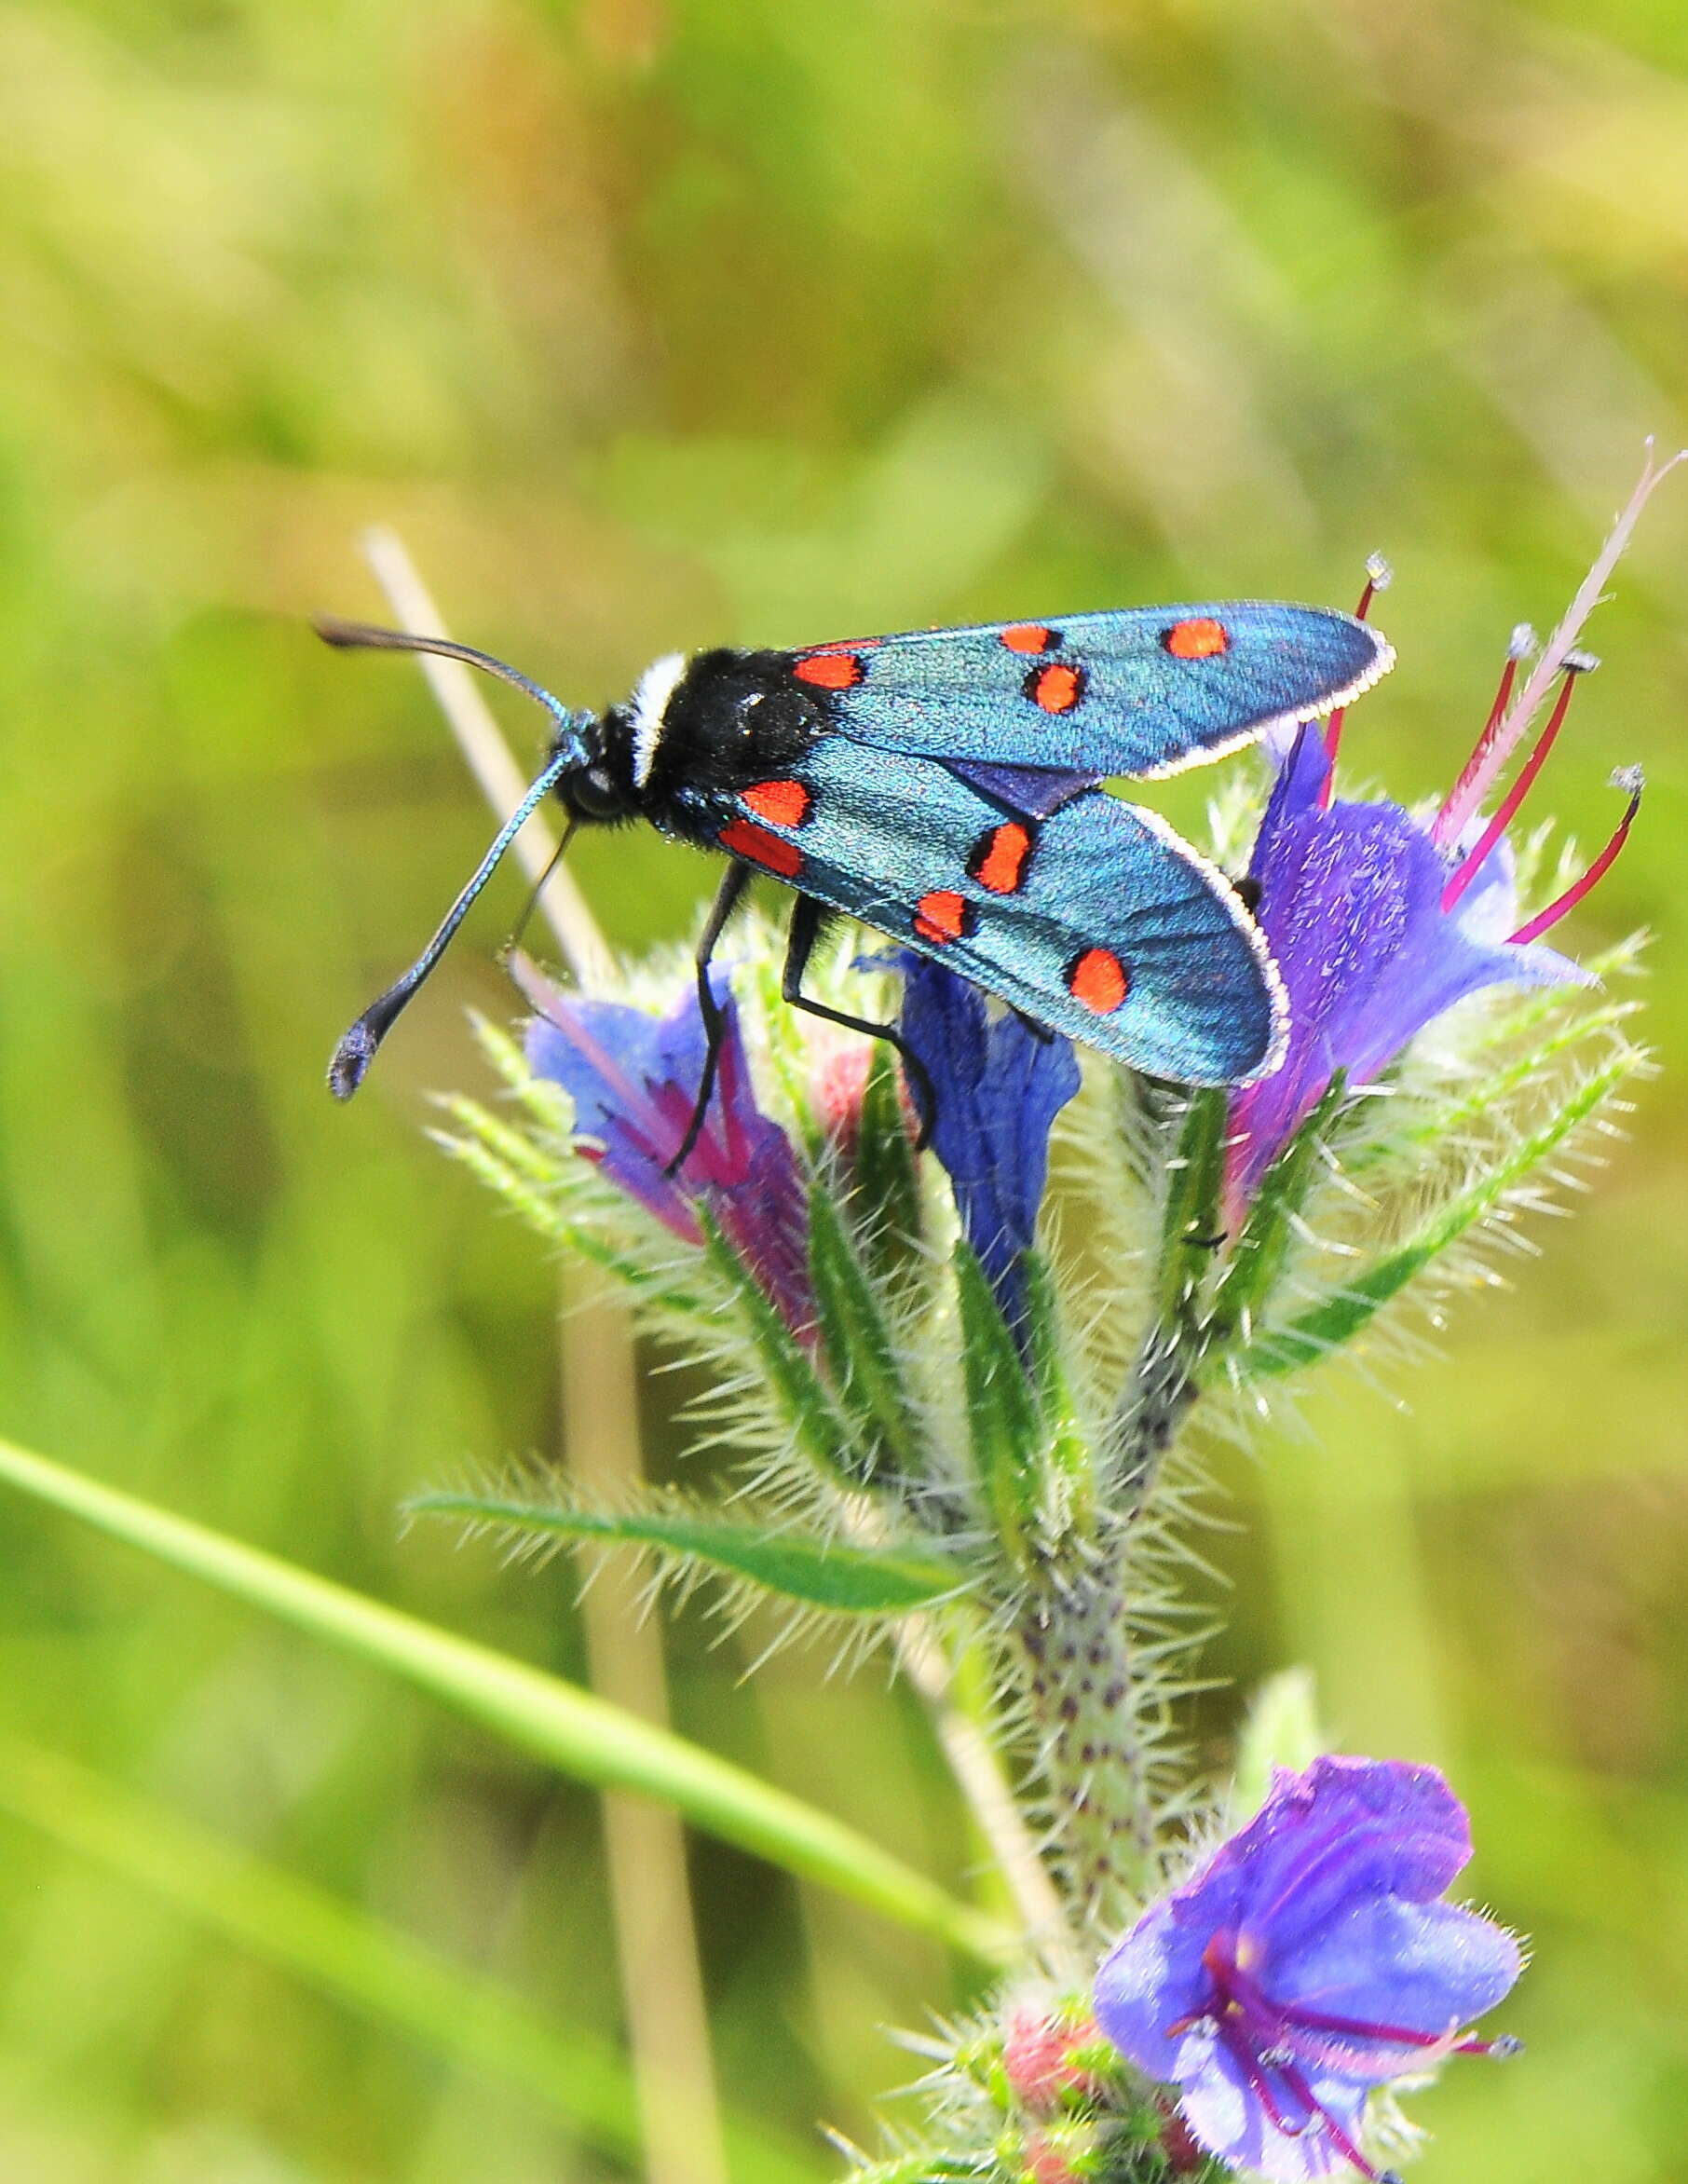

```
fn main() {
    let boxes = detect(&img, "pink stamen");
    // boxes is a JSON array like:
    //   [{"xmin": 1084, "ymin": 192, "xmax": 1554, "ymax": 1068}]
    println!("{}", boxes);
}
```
[
  {"xmin": 1440, "ymin": 665, "xmax": 1581, "ymax": 915},
  {"xmin": 1273, "ymin": 2053, "xmax": 1395, "ymax": 2183},
  {"xmin": 1218, "ymin": 1953, "xmax": 1500, "ymax": 2063},
  {"xmin": 1260, "ymin": 1994, "xmax": 1464, "ymax": 2053},
  {"xmin": 1319, "ymin": 556, "xmax": 1391, "ymax": 810},
  {"xmin": 1508, "ymin": 770, "xmax": 1643, "ymax": 945},
  {"xmin": 1216, "ymin": 2023, "xmax": 1310, "ymax": 2141},
  {"xmin": 1432, "ymin": 631, "xmax": 1531, "ymax": 848},
  {"xmin": 1457, "ymin": 2033, "xmax": 1524, "ymax": 2058},
  {"xmin": 1436, "ymin": 443, "xmax": 1685, "ymax": 842}
]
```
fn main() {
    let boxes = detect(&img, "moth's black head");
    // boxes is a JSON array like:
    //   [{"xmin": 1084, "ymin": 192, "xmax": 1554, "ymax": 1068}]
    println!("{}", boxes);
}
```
[{"xmin": 551, "ymin": 709, "xmax": 640, "ymax": 824}]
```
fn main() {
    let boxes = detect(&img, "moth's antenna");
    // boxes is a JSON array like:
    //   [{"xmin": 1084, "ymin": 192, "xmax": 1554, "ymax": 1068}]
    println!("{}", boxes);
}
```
[
  {"xmin": 318, "ymin": 619, "xmax": 588, "ymax": 1099},
  {"xmin": 314, "ymin": 618, "xmax": 582, "ymax": 744}
]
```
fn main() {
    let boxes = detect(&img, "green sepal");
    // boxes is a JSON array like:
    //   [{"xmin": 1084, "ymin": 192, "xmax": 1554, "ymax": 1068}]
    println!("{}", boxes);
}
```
[
  {"xmin": 1155, "ymin": 1086, "xmax": 1230, "ymax": 1323},
  {"xmin": 953, "ymin": 1238, "xmax": 1044, "ymax": 1567},
  {"xmin": 1250, "ymin": 1051, "xmax": 1634, "ymax": 1376},
  {"xmin": 434, "ymin": 1107, "xmax": 709, "ymax": 1317},
  {"xmin": 1229, "ymin": 1666, "xmax": 1325, "ymax": 1822},
  {"xmin": 1020, "ymin": 1249, "xmax": 1094, "ymax": 1536},
  {"xmin": 1346, "ymin": 999, "xmax": 1637, "ymax": 1176},
  {"xmin": 807, "ymin": 1177, "xmax": 923, "ymax": 1480},
  {"xmin": 695, "ymin": 1208, "xmax": 864, "ymax": 1484},
  {"xmin": 852, "ymin": 1044, "xmax": 924, "ymax": 1285},
  {"xmin": 1203, "ymin": 1071, "xmax": 1350, "ymax": 1362},
  {"xmin": 409, "ymin": 1493, "xmax": 962, "ymax": 1613}
]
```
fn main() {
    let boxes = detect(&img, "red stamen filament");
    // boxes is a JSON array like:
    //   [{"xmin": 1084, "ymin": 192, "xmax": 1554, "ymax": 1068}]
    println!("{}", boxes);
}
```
[
  {"xmin": 1509, "ymin": 777, "xmax": 1642, "ymax": 945},
  {"xmin": 1441, "ymin": 667, "xmax": 1579, "ymax": 915},
  {"xmin": 1218, "ymin": 1950, "xmax": 1475, "ymax": 2058},
  {"xmin": 1256, "ymin": 1995, "xmax": 1468, "ymax": 2052},
  {"xmin": 1273, "ymin": 2052, "xmax": 1390, "ymax": 2182},
  {"xmin": 1318, "ymin": 574, "xmax": 1382, "ymax": 809},
  {"xmin": 1212, "ymin": 2020, "xmax": 1388, "ymax": 2182},
  {"xmin": 1216, "ymin": 2023, "xmax": 1311, "ymax": 2140},
  {"xmin": 1434, "ymin": 651, "xmax": 1521, "ymax": 847},
  {"xmin": 1169, "ymin": 1935, "xmax": 1509, "ymax": 2182}
]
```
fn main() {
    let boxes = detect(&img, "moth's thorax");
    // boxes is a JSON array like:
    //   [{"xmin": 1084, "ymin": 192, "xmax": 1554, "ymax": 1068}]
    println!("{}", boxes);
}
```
[{"xmin": 628, "ymin": 648, "xmax": 826, "ymax": 826}]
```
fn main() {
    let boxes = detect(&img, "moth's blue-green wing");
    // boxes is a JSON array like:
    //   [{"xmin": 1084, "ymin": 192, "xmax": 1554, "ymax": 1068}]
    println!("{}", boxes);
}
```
[
  {"xmin": 702, "ymin": 743, "xmax": 1285, "ymax": 1085},
  {"xmin": 789, "ymin": 603, "xmax": 1390, "ymax": 780}
]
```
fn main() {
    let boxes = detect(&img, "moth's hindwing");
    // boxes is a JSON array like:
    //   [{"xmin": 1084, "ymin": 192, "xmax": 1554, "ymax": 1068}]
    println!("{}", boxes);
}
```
[
  {"xmin": 701, "ymin": 743, "xmax": 1285, "ymax": 1085},
  {"xmin": 784, "ymin": 602, "xmax": 1391, "ymax": 780}
]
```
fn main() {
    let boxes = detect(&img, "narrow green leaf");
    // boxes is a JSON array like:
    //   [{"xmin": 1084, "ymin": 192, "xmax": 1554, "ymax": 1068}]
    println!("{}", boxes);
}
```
[
  {"xmin": 435, "ymin": 1118, "xmax": 709, "ymax": 1316},
  {"xmin": 808, "ymin": 1179, "xmax": 922, "ymax": 1478},
  {"xmin": 1344, "ymin": 1007, "xmax": 1638, "ymax": 1174},
  {"xmin": 0, "ymin": 1436, "xmax": 1013, "ymax": 1965},
  {"xmin": 1155, "ymin": 1086, "xmax": 1229, "ymax": 1321},
  {"xmin": 1250, "ymin": 1055, "xmax": 1632, "ymax": 1377},
  {"xmin": 953, "ymin": 1240, "xmax": 1043, "ymax": 1566},
  {"xmin": 1020, "ymin": 1249, "xmax": 1093, "ymax": 1532},
  {"xmin": 1205, "ymin": 1072, "xmax": 1349, "ymax": 1359},
  {"xmin": 0, "ymin": 1734, "xmax": 814, "ymax": 2178},
  {"xmin": 853, "ymin": 1044, "xmax": 924, "ymax": 1281},
  {"xmin": 694, "ymin": 1210, "xmax": 866, "ymax": 1487},
  {"xmin": 413, "ymin": 1493, "xmax": 962, "ymax": 1613}
]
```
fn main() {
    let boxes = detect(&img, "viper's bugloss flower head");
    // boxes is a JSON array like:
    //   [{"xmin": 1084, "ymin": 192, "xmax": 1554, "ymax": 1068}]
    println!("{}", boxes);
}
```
[
  {"xmin": 1221, "ymin": 715, "xmax": 1632, "ymax": 1219},
  {"xmin": 1224, "ymin": 595, "xmax": 1645, "ymax": 1222},
  {"xmin": 1094, "ymin": 1756, "xmax": 1522, "ymax": 2183},
  {"xmin": 898, "ymin": 955, "xmax": 1081, "ymax": 1337},
  {"xmin": 514, "ymin": 954, "xmax": 812, "ymax": 1333}
]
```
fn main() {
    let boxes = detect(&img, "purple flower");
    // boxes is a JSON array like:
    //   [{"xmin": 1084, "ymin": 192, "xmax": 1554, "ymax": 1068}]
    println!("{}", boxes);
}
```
[
  {"xmin": 898, "ymin": 956, "xmax": 1081, "ymax": 1337},
  {"xmin": 1224, "ymin": 637, "xmax": 1641, "ymax": 1222},
  {"xmin": 1095, "ymin": 1756, "xmax": 1522, "ymax": 2183},
  {"xmin": 513, "ymin": 955, "xmax": 812, "ymax": 1335}
]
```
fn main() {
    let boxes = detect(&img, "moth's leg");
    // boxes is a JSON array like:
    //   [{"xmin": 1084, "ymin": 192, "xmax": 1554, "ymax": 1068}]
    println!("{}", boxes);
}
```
[
  {"xmin": 666, "ymin": 858, "xmax": 754, "ymax": 1178},
  {"xmin": 779, "ymin": 894, "xmax": 937, "ymax": 1149}
]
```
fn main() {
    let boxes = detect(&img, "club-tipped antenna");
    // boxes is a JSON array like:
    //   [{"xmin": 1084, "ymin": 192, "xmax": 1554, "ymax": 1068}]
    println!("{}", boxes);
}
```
[
  {"xmin": 314, "ymin": 617, "xmax": 582, "ymax": 744},
  {"xmin": 319, "ymin": 619, "xmax": 586, "ymax": 1099}
]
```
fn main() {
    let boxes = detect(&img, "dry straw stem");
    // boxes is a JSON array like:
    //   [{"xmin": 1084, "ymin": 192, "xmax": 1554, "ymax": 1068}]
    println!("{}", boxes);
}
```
[{"xmin": 360, "ymin": 530, "xmax": 723, "ymax": 2184}]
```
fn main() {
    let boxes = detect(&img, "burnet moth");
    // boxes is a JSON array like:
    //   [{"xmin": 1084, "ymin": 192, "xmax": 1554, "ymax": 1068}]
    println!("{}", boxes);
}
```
[{"xmin": 320, "ymin": 600, "xmax": 1392, "ymax": 1163}]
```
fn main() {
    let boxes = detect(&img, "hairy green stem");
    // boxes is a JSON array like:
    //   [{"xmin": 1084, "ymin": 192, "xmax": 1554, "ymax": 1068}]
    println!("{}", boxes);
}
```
[{"xmin": 1016, "ymin": 1544, "xmax": 1151, "ymax": 1931}]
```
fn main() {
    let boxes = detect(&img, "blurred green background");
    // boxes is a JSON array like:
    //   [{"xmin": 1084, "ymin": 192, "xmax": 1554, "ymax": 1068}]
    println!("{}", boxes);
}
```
[{"xmin": 1, "ymin": 0, "xmax": 1686, "ymax": 2177}]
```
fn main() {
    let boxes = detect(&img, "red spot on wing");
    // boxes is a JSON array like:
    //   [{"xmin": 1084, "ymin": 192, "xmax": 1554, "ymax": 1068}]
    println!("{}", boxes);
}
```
[
  {"xmin": 720, "ymin": 818, "xmax": 803, "ymax": 880},
  {"xmin": 1001, "ymin": 623, "xmax": 1055, "ymax": 655},
  {"xmin": 1067, "ymin": 947, "xmax": 1130, "ymax": 1013},
  {"xmin": 794, "ymin": 650, "xmax": 865, "ymax": 689},
  {"xmin": 742, "ymin": 778, "xmax": 812, "ymax": 827},
  {"xmin": 913, "ymin": 891, "xmax": 974, "ymax": 945},
  {"xmin": 1162, "ymin": 617, "xmax": 1230, "ymax": 660},
  {"xmin": 1026, "ymin": 662, "xmax": 1085, "ymax": 714},
  {"xmin": 969, "ymin": 820, "xmax": 1034, "ymax": 894}
]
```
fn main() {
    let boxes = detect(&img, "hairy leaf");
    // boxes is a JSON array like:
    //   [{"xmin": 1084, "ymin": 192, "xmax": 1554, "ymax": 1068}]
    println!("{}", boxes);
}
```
[
  {"xmin": 1250, "ymin": 1052, "xmax": 1636, "ymax": 1375},
  {"xmin": 413, "ymin": 1492, "xmax": 963, "ymax": 1613}
]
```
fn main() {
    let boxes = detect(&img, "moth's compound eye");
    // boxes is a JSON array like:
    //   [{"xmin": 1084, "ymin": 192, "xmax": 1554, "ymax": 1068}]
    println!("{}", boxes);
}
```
[{"xmin": 567, "ymin": 766, "xmax": 626, "ymax": 821}]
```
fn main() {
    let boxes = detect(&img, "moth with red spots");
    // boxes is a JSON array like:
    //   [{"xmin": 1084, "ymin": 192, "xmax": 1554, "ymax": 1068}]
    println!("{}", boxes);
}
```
[{"xmin": 320, "ymin": 601, "xmax": 1393, "ymax": 1160}]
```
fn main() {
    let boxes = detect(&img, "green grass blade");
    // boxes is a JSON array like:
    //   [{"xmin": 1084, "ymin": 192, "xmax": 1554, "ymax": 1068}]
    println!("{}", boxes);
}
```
[
  {"xmin": 0, "ymin": 1437, "xmax": 1013, "ymax": 1966},
  {"xmin": 0, "ymin": 1732, "xmax": 822, "ymax": 2178},
  {"xmin": 413, "ymin": 1492, "xmax": 964, "ymax": 1613}
]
